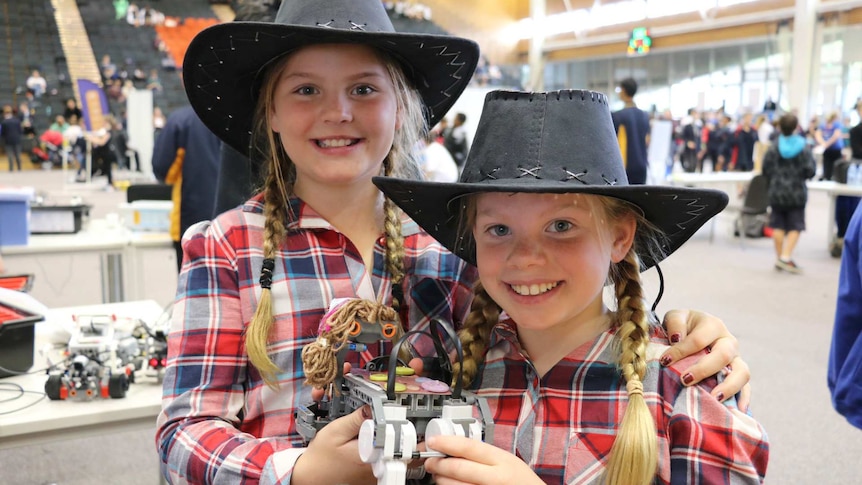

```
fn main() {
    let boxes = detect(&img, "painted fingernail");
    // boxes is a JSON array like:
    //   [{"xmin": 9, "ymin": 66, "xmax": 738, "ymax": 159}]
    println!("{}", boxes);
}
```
[
  {"xmin": 682, "ymin": 373, "xmax": 694, "ymax": 385},
  {"xmin": 660, "ymin": 355, "xmax": 672, "ymax": 366},
  {"xmin": 361, "ymin": 405, "xmax": 372, "ymax": 419},
  {"xmin": 670, "ymin": 333, "xmax": 681, "ymax": 343},
  {"xmin": 715, "ymin": 392, "xmax": 725, "ymax": 402}
]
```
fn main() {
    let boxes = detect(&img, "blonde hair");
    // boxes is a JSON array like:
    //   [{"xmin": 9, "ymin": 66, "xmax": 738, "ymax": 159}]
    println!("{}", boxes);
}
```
[
  {"xmin": 454, "ymin": 194, "xmax": 663, "ymax": 485},
  {"xmin": 245, "ymin": 47, "xmax": 428, "ymax": 387}
]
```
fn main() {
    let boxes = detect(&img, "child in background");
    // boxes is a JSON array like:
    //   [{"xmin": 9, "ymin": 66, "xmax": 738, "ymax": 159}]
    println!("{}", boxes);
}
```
[
  {"xmin": 157, "ymin": 1, "xmax": 755, "ymax": 483},
  {"xmin": 762, "ymin": 113, "xmax": 817, "ymax": 274},
  {"xmin": 376, "ymin": 90, "xmax": 769, "ymax": 484}
]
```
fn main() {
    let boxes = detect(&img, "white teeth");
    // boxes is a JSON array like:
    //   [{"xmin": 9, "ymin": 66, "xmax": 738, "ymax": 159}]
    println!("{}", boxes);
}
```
[
  {"xmin": 510, "ymin": 282, "xmax": 557, "ymax": 296},
  {"xmin": 317, "ymin": 139, "xmax": 356, "ymax": 148}
]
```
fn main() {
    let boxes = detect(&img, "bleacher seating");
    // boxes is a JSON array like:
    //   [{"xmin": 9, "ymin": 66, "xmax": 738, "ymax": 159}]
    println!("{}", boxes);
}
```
[{"xmin": 0, "ymin": 0, "xmax": 76, "ymax": 133}]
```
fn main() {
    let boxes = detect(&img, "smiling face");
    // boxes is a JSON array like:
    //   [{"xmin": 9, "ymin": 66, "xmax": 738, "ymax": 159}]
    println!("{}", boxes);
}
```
[
  {"xmin": 268, "ymin": 43, "xmax": 399, "ymax": 196},
  {"xmin": 472, "ymin": 192, "xmax": 635, "ymax": 336}
]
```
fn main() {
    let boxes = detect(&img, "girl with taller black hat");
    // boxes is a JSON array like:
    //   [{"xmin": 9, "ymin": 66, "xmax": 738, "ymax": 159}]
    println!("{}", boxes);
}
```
[
  {"xmin": 158, "ymin": 1, "xmax": 755, "ymax": 483},
  {"xmin": 376, "ymin": 90, "xmax": 768, "ymax": 484}
]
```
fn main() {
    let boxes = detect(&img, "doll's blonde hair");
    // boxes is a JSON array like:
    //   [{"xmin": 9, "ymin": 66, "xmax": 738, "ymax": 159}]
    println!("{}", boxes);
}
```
[
  {"xmin": 454, "ymin": 194, "xmax": 664, "ymax": 485},
  {"xmin": 245, "ymin": 47, "xmax": 427, "ymax": 387}
]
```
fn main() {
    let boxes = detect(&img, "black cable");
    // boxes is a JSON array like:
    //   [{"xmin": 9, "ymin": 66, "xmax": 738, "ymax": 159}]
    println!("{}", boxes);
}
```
[
  {"xmin": 0, "ymin": 382, "xmax": 47, "ymax": 414},
  {"xmin": 651, "ymin": 263, "xmax": 665, "ymax": 314}
]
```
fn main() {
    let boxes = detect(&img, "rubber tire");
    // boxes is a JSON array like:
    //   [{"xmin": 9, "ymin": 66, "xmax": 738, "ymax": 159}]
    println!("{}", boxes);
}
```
[
  {"xmin": 108, "ymin": 373, "xmax": 129, "ymax": 398},
  {"xmin": 45, "ymin": 375, "xmax": 64, "ymax": 400}
]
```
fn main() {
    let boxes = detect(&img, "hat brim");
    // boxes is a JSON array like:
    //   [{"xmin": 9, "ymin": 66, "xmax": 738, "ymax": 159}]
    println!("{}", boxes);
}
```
[
  {"xmin": 373, "ymin": 177, "xmax": 729, "ymax": 270},
  {"xmin": 183, "ymin": 22, "xmax": 479, "ymax": 156}
]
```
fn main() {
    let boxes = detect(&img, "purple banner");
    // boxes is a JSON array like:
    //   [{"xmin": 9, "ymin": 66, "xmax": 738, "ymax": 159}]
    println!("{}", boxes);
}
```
[{"xmin": 77, "ymin": 79, "xmax": 109, "ymax": 131}]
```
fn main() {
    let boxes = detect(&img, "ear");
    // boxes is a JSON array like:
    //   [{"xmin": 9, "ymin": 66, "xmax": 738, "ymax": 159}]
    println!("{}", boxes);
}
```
[
  {"xmin": 610, "ymin": 213, "xmax": 636, "ymax": 263},
  {"xmin": 270, "ymin": 109, "xmax": 280, "ymax": 134}
]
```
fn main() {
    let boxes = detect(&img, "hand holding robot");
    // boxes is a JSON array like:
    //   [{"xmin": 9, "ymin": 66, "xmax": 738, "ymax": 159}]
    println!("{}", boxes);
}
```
[{"xmin": 296, "ymin": 298, "xmax": 494, "ymax": 485}]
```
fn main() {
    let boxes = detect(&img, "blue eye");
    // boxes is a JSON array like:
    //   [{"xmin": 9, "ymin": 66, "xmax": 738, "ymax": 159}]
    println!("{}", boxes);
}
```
[
  {"xmin": 490, "ymin": 225, "xmax": 510, "ymax": 237},
  {"xmin": 549, "ymin": 220, "xmax": 573, "ymax": 233}
]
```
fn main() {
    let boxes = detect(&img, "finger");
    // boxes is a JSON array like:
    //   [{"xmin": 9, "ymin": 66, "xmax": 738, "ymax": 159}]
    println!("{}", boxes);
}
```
[
  {"xmin": 661, "ymin": 309, "xmax": 690, "ymax": 344},
  {"xmin": 662, "ymin": 313, "xmax": 735, "ymax": 367},
  {"xmin": 710, "ymin": 357, "xmax": 751, "ymax": 403},
  {"xmin": 425, "ymin": 456, "xmax": 484, "ymax": 485},
  {"xmin": 427, "ymin": 435, "xmax": 498, "ymax": 464},
  {"xmin": 323, "ymin": 405, "xmax": 371, "ymax": 442},
  {"xmin": 675, "ymin": 337, "xmax": 737, "ymax": 386},
  {"xmin": 736, "ymin": 383, "xmax": 752, "ymax": 413},
  {"xmin": 311, "ymin": 387, "xmax": 325, "ymax": 401}
]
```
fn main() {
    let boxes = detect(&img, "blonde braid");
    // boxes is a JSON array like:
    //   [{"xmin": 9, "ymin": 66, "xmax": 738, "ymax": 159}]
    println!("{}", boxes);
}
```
[
  {"xmin": 382, "ymin": 156, "xmax": 406, "ymax": 287},
  {"xmin": 453, "ymin": 282, "xmax": 500, "ymax": 388},
  {"xmin": 301, "ymin": 299, "xmax": 400, "ymax": 387},
  {"xmin": 246, "ymin": 171, "xmax": 289, "ymax": 388},
  {"xmin": 605, "ymin": 250, "xmax": 658, "ymax": 485}
]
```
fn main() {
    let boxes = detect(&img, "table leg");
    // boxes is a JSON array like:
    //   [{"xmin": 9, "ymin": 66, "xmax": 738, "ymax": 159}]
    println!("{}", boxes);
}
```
[
  {"xmin": 826, "ymin": 192, "xmax": 837, "ymax": 251},
  {"xmin": 100, "ymin": 252, "xmax": 125, "ymax": 303}
]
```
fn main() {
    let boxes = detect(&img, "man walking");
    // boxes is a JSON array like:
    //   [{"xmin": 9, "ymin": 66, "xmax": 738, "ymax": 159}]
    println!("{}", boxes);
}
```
[{"xmin": 611, "ymin": 78, "xmax": 651, "ymax": 184}]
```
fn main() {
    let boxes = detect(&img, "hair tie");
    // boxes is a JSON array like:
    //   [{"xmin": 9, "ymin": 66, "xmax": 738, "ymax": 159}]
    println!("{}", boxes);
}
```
[
  {"xmin": 626, "ymin": 379, "xmax": 644, "ymax": 397},
  {"xmin": 259, "ymin": 258, "xmax": 275, "ymax": 290}
]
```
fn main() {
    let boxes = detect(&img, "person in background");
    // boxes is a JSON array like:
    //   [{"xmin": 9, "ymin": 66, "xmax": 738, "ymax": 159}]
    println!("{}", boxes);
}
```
[
  {"xmin": 753, "ymin": 114, "xmax": 774, "ymax": 172},
  {"xmin": 85, "ymin": 117, "xmax": 117, "ymax": 190},
  {"xmin": 156, "ymin": 1, "xmax": 750, "ymax": 483},
  {"xmin": 152, "ymin": 106, "xmax": 222, "ymax": 272},
  {"xmin": 25, "ymin": 70, "xmax": 47, "ymax": 98},
  {"xmin": 831, "ymin": 101, "xmax": 862, "ymax": 257},
  {"xmin": 679, "ymin": 107, "xmax": 702, "ymax": 173},
  {"xmin": 611, "ymin": 77, "xmax": 650, "ymax": 184},
  {"xmin": 376, "ymin": 90, "xmax": 768, "ymax": 484},
  {"xmin": 420, "ymin": 130, "xmax": 458, "ymax": 182},
  {"xmin": 815, "ymin": 112, "xmax": 845, "ymax": 181},
  {"xmin": 733, "ymin": 112, "xmax": 757, "ymax": 172},
  {"xmin": 762, "ymin": 113, "xmax": 817, "ymax": 273},
  {"xmin": 62, "ymin": 97, "xmax": 82, "ymax": 121},
  {"xmin": 829, "ymin": 202, "xmax": 862, "ymax": 430},
  {"xmin": 1, "ymin": 105, "xmax": 24, "ymax": 171},
  {"xmin": 443, "ymin": 112, "xmax": 469, "ymax": 170}
]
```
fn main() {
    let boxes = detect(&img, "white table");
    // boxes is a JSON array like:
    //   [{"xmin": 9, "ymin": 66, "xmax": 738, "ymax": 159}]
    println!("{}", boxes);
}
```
[
  {"xmin": 0, "ymin": 219, "xmax": 173, "ymax": 305},
  {"xmin": 806, "ymin": 181, "xmax": 862, "ymax": 249},
  {"xmin": 0, "ymin": 300, "xmax": 165, "ymax": 450},
  {"xmin": 669, "ymin": 171, "xmax": 756, "ymax": 186}
]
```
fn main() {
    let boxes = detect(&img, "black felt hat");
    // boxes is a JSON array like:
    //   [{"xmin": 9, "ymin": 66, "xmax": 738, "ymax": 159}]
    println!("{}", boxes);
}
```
[
  {"xmin": 182, "ymin": 0, "xmax": 480, "ymax": 155},
  {"xmin": 374, "ymin": 89, "xmax": 728, "ymax": 270}
]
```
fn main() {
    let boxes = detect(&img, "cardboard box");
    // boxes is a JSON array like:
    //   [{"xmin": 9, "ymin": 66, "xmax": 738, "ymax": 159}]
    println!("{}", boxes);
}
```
[
  {"xmin": 0, "ymin": 301, "xmax": 43, "ymax": 378},
  {"xmin": 0, "ymin": 188, "xmax": 34, "ymax": 246},
  {"xmin": 30, "ymin": 205, "xmax": 91, "ymax": 234},
  {"xmin": 119, "ymin": 200, "xmax": 172, "ymax": 232}
]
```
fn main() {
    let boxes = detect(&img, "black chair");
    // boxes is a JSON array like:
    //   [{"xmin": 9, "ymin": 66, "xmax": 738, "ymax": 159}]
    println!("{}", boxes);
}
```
[
  {"xmin": 127, "ymin": 183, "xmax": 172, "ymax": 203},
  {"xmin": 733, "ymin": 174, "xmax": 770, "ymax": 247}
]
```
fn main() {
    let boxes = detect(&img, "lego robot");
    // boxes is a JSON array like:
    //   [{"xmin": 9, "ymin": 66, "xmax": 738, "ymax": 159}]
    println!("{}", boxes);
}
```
[
  {"xmin": 44, "ymin": 314, "xmax": 139, "ymax": 400},
  {"xmin": 296, "ymin": 315, "xmax": 494, "ymax": 485}
]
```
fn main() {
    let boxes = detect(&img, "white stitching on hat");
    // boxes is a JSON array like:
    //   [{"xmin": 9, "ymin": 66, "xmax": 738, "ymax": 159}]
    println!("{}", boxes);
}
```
[
  {"xmin": 316, "ymin": 20, "xmax": 335, "ymax": 28},
  {"xmin": 518, "ymin": 165, "xmax": 542, "ymax": 178},
  {"xmin": 349, "ymin": 21, "xmax": 367, "ymax": 30},
  {"xmin": 562, "ymin": 168, "xmax": 588, "ymax": 183},
  {"xmin": 480, "ymin": 167, "xmax": 500, "ymax": 181}
]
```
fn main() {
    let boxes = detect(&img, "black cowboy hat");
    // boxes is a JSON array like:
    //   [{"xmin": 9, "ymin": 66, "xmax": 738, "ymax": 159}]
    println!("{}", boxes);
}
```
[
  {"xmin": 182, "ymin": 0, "xmax": 480, "ymax": 156},
  {"xmin": 374, "ymin": 89, "xmax": 728, "ymax": 270}
]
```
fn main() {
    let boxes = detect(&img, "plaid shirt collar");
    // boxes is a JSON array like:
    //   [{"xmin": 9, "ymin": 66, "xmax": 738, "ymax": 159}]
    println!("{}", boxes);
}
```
[{"xmin": 242, "ymin": 193, "xmax": 423, "ymax": 236}]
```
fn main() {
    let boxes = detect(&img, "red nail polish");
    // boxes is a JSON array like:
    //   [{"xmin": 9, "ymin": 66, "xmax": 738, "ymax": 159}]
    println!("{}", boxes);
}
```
[
  {"xmin": 660, "ymin": 355, "xmax": 672, "ymax": 366},
  {"xmin": 682, "ymin": 373, "xmax": 694, "ymax": 385},
  {"xmin": 715, "ymin": 392, "xmax": 725, "ymax": 401},
  {"xmin": 670, "ymin": 333, "xmax": 681, "ymax": 343}
]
